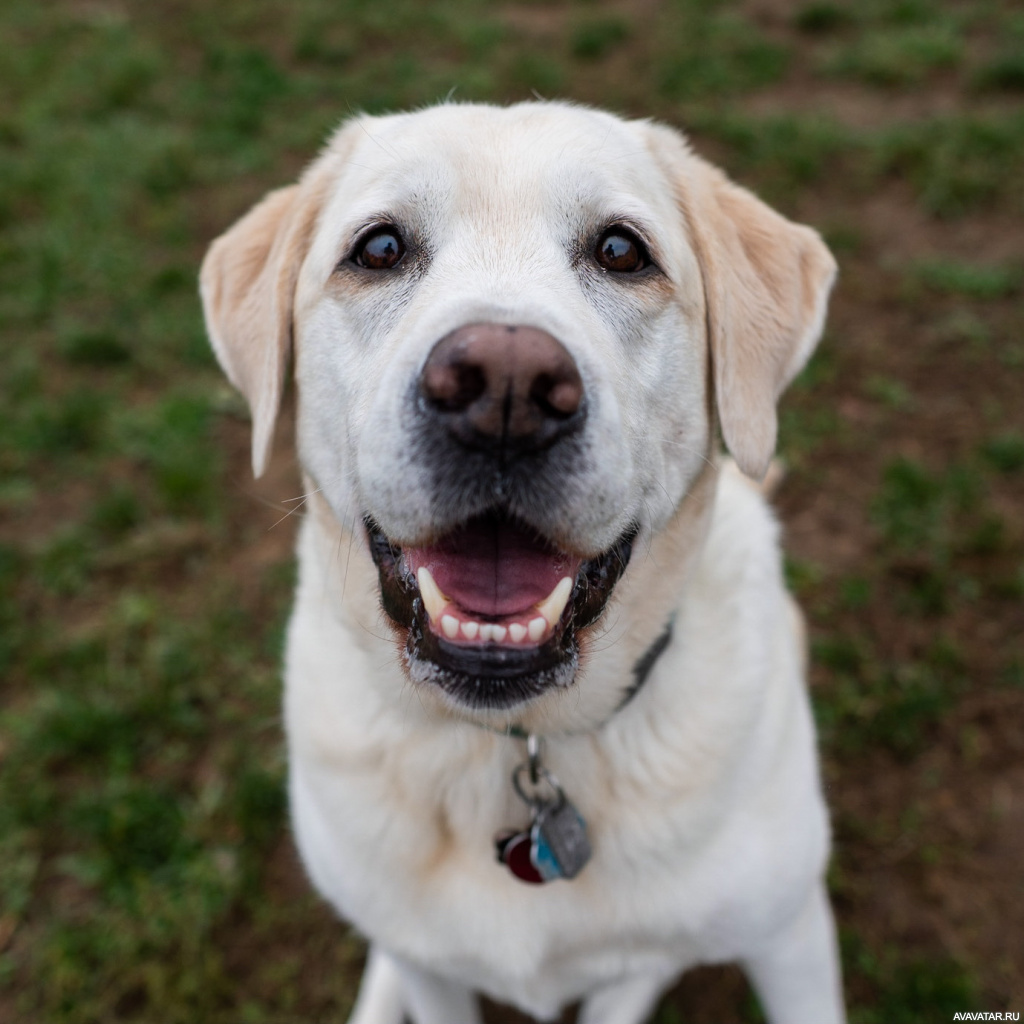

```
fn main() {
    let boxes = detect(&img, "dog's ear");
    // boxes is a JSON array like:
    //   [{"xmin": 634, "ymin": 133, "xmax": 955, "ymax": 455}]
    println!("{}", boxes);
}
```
[
  {"xmin": 647, "ymin": 125, "xmax": 837, "ymax": 481},
  {"xmin": 199, "ymin": 176, "xmax": 325, "ymax": 477}
]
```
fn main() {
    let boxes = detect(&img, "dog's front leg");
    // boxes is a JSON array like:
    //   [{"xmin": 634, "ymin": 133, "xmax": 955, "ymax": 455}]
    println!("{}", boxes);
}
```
[
  {"xmin": 380, "ymin": 952, "xmax": 482, "ymax": 1024},
  {"xmin": 740, "ymin": 882, "xmax": 846, "ymax": 1024},
  {"xmin": 577, "ymin": 969, "xmax": 676, "ymax": 1024},
  {"xmin": 347, "ymin": 946, "xmax": 406, "ymax": 1024},
  {"xmin": 347, "ymin": 946, "xmax": 481, "ymax": 1024}
]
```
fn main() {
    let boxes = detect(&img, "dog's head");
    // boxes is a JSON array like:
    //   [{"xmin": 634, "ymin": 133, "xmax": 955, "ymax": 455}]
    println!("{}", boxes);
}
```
[{"xmin": 200, "ymin": 102, "xmax": 835, "ymax": 718}]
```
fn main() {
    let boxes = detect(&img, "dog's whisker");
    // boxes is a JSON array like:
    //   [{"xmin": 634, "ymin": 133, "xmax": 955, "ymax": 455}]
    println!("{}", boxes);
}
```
[
  {"xmin": 280, "ymin": 488, "xmax": 320, "ymax": 504},
  {"xmin": 249, "ymin": 482, "xmax": 327, "ymax": 527},
  {"xmin": 353, "ymin": 611, "xmax": 400, "ymax": 649},
  {"xmin": 339, "ymin": 509, "xmax": 358, "ymax": 605},
  {"xmin": 268, "ymin": 496, "xmax": 309, "ymax": 531},
  {"xmin": 360, "ymin": 625, "xmax": 396, "ymax": 645},
  {"xmin": 248, "ymin": 491, "xmax": 295, "ymax": 514}
]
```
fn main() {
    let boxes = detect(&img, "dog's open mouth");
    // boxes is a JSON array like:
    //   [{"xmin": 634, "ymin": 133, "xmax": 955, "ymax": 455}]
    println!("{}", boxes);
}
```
[{"xmin": 366, "ymin": 512, "xmax": 635, "ymax": 709}]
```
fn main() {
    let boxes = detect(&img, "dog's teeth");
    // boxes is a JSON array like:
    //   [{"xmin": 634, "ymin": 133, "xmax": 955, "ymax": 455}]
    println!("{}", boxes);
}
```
[
  {"xmin": 479, "ymin": 623, "xmax": 509, "ymax": 643},
  {"xmin": 416, "ymin": 567, "xmax": 570, "ymax": 643},
  {"xmin": 535, "ymin": 576, "xmax": 573, "ymax": 629},
  {"xmin": 416, "ymin": 567, "xmax": 448, "ymax": 623}
]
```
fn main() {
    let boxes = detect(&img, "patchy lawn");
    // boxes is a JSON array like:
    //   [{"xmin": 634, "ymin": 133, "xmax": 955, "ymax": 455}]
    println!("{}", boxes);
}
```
[{"xmin": 1, "ymin": 0, "xmax": 1022, "ymax": 1021}]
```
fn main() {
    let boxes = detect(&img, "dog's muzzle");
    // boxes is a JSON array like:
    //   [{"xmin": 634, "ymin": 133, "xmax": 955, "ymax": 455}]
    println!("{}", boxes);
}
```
[{"xmin": 365, "ymin": 323, "xmax": 635, "ymax": 710}]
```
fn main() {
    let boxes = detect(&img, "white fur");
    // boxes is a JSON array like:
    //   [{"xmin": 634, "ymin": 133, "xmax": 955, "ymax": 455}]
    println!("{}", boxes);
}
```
[
  {"xmin": 201, "ymin": 102, "xmax": 844, "ymax": 1024},
  {"xmin": 287, "ymin": 467, "xmax": 842, "ymax": 1023}
]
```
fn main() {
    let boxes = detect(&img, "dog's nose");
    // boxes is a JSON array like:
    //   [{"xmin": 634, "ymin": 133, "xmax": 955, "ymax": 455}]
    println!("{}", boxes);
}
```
[{"xmin": 420, "ymin": 323, "xmax": 584, "ymax": 456}]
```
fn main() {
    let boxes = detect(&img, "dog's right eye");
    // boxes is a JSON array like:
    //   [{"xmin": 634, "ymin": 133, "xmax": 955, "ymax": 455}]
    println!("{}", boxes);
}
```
[
  {"xmin": 595, "ymin": 228, "xmax": 649, "ymax": 274},
  {"xmin": 353, "ymin": 227, "xmax": 405, "ymax": 270}
]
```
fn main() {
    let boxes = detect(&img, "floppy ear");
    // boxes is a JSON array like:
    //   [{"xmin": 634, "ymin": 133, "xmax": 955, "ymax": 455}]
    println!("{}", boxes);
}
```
[
  {"xmin": 647, "ymin": 125, "xmax": 837, "ymax": 480},
  {"xmin": 199, "ymin": 176, "xmax": 326, "ymax": 477}
]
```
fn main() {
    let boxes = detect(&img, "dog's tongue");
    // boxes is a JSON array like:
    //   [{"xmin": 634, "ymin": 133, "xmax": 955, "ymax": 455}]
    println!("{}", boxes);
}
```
[{"xmin": 405, "ymin": 518, "xmax": 579, "ymax": 617}]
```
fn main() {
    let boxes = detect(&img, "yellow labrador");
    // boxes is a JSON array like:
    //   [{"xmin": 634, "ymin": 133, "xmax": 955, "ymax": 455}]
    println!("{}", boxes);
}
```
[{"xmin": 201, "ymin": 101, "xmax": 844, "ymax": 1024}]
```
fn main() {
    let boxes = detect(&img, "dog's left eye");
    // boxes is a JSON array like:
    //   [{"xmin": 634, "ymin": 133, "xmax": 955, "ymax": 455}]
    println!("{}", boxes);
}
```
[
  {"xmin": 353, "ymin": 227, "xmax": 406, "ymax": 270},
  {"xmin": 595, "ymin": 228, "xmax": 649, "ymax": 273}
]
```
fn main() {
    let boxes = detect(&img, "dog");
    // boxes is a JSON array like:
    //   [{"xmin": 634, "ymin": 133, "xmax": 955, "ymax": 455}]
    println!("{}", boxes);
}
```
[{"xmin": 200, "ymin": 101, "xmax": 844, "ymax": 1024}]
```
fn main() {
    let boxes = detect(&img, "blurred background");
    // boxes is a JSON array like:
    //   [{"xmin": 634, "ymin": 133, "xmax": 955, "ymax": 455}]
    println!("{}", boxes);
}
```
[{"xmin": 1, "ymin": 0, "xmax": 1022, "ymax": 1021}]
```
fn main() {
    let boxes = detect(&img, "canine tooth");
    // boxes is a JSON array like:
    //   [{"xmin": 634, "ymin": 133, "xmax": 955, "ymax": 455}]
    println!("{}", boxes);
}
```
[
  {"xmin": 441, "ymin": 615, "xmax": 459, "ymax": 639},
  {"xmin": 416, "ymin": 567, "xmax": 447, "ymax": 623},
  {"xmin": 491, "ymin": 624, "xmax": 507, "ymax": 643},
  {"xmin": 461, "ymin": 621, "xmax": 479, "ymax": 640},
  {"xmin": 528, "ymin": 617, "xmax": 547, "ymax": 642},
  {"xmin": 509, "ymin": 623, "xmax": 527, "ymax": 643},
  {"xmin": 535, "ymin": 576, "xmax": 573, "ymax": 629}
]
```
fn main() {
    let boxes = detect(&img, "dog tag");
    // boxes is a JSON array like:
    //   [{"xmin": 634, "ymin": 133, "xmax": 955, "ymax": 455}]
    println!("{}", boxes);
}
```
[
  {"xmin": 532, "ymin": 798, "xmax": 591, "ymax": 880},
  {"xmin": 499, "ymin": 734, "xmax": 592, "ymax": 884},
  {"xmin": 495, "ymin": 830, "xmax": 544, "ymax": 884}
]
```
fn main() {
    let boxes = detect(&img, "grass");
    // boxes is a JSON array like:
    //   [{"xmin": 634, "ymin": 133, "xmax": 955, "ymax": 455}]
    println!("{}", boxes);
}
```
[
  {"xmin": 571, "ymin": 16, "xmax": 631, "ymax": 61},
  {"xmin": 910, "ymin": 258, "xmax": 1022, "ymax": 300},
  {"xmin": 0, "ymin": 586, "xmax": 292, "ymax": 1021},
  {"xmin": 813, "ymin": 636, "xmax": 968, "ymax": 759},
  {"xmin": 1, "ymin": 0, "xmax": 1023, "ymax": 1021},
  {"xmin": 656, "ymin": 11, "xmax": 790, "ymax": 100},
  {"xmin": 871, "ymin": 111, "xmax": 1024, "ymax": 216},
  {"xmin": 982, "ymin": 432, "xmax": 1024, "ymax": 473},
  {"xmin": 804, "ymin": 444, "xmax": 1021, "ymax": 760},
  {"xmin": 824, "ymin": 25, "xmax": 963, "ymax": 86},
  {"xmin": 843, "ymin": 934, "xmax": 979, "ymax": 1024}
]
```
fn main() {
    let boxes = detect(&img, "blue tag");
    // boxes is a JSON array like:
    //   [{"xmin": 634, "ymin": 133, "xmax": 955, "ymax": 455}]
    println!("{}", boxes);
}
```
[{"xmin": 530, "ymin": 820, "xmax": 564, "ymax": 881}]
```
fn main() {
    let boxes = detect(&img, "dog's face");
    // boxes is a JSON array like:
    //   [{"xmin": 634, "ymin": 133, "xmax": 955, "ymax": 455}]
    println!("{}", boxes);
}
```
[{"xmin": 201, "ymin": 102, "xmax": 835, "ymax": 715}]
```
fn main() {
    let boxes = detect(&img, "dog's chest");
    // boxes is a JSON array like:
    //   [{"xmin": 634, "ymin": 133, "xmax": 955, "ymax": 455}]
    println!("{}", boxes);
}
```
[
  {"xmin": 290, "ymin": 740, "xmax": 712, "ymax": 1010},
  {"xmin": 285, "ymin": 694, "xmax": 803, "ymax": 1000}
]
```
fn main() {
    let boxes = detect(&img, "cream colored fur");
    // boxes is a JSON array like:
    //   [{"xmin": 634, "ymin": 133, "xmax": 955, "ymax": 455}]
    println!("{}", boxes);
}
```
[{"xmin": 200, "ymin": 101, "xmax": 843, "ymax": 1024}]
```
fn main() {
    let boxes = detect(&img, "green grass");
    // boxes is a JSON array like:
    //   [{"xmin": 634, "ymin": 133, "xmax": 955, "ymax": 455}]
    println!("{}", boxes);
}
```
[
  {"xmin": 656, "ymin": 11, "xmax": 790, "ymax": 100},
  {"xmin": 2, "ymin": 0, "xmax": 1023, "ymax": 1020},
  {"xmin": 974, "ymin": 49, "xmax": 1024, "ymax": 92},
  {"xmin": 844, "ymin": 933, "xmax": 979, "ymax": 1024},
  {"xmin": 794, "ymin": 3, "xmax": 856, "ymax": 35},
  {"xmin": 870, "ymin": 111, "xmax": 1024, "ymax": 216},
  {"xmin": 824, "ymin": 25, "xmax": 963, "ymax": 86},
  {"xmin": 864, "ymin": 374, "xmax": 913, "ymax": 410},
  {"xmin": 807, "ymin": 444, "xmax": 1021, "ymax": 762},
  {"xmin": 910, "ymin": 258, "xmax": 1022, "ymax": 300},
  {"xmin": 982, "ymin": 432, "xmax": 1024, "ymax": 472},
  {"xmin": 691, "ymin": 112, "xmax": 850, "ymax": 198},
  {"xmin": 813, "ymin": 637, "xmax": 968, "ymax": 759},
  {"xmin": 571, "ymin": 16, "xmax": 631, "ymax": 61},
  {"xmin": 0, "ymin": 588, "xmax": 290, "ymax": 1021}
]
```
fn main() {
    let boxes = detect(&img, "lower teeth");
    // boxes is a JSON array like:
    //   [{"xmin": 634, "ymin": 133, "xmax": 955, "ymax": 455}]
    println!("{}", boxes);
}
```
[{"xmin": 432, "ymin": 615, "xmax": 552, "ymax": 645}]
